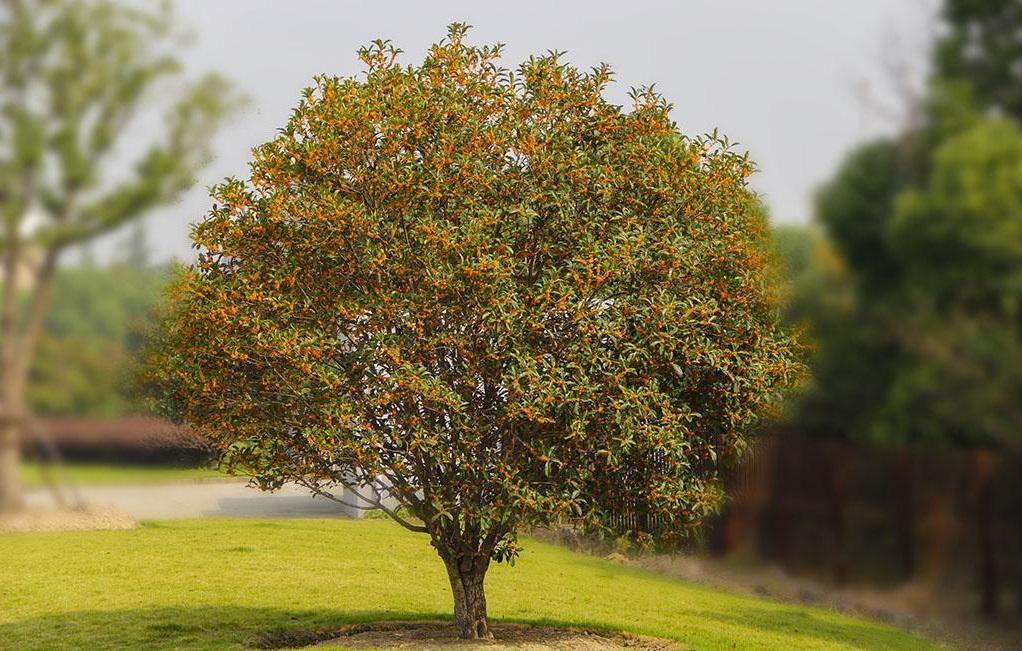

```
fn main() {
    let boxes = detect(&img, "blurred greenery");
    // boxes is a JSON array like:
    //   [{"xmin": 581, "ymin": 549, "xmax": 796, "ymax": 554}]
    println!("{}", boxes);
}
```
[
  {"xmin": 0, "ymin": 0, "xmax": 241, "ymax": 507},
  {"xmin": 27, "ymin": 260, "xmax": 171, "ymax": 417},
  {"xmin": 779, "ymin": 1, "xmax": 1022, "ymax": 451},
  {"xmin": 936, "ymin": 0, "xmax": 1022, "ymax": 122}
]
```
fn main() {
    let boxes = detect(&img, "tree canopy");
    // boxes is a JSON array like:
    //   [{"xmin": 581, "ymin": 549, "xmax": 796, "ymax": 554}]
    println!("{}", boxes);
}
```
[{"xmin": 157, "ymin": 25, "xmax": 797, "ymax": 639}]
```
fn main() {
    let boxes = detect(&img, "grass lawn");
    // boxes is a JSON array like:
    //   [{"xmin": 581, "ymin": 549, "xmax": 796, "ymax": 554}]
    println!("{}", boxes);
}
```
[
  {"xmin": 20, "ymin": 461, "xmax": 228, "ymax": 487},
  {"xmin": 0, "ymin": 519, "xmax": 941, "ymax": 650}
]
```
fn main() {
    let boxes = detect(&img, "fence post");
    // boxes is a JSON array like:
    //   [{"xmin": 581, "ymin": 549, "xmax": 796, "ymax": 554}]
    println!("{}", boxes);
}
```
[
  {"xmin": 973, "ymin": 448, "xmax": 998, "ymax": 618},
  {"xmin": 827, "ymin": 439, "xmax": 850, "ymax": 585},
  {"xmin": 894, "ymin": 447, "xmax": 915, "ymax": 579}
]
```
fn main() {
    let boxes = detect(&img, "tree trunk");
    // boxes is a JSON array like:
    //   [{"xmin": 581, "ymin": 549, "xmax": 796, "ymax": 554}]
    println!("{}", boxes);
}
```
[
  {"xmin": 0, "ymin": 373, "xmax": 28, "ymax": 514},
  {"xmin": 0, "ymin": 354, "xmax": 27, "ymax": 514},
  {"xmin": 0, "ymin": 249, "xmax": 56, "ymax": 514},
  {"xmin": 443, "ymin": 554, "xmax": 491, "ymax": 640},
  {"xmin": 0, "ymin": 418, "xmax": 22, "ymax": 512}
]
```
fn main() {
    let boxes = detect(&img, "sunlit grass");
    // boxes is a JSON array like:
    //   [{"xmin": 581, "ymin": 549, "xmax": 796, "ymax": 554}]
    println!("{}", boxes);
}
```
[
  {"xmin": 20, "ymin": 461, "xmax": 227, "ymax": 487},
  {"xmin": 0, "ymin": 518, "xmax": 940, "ymax": 650}
]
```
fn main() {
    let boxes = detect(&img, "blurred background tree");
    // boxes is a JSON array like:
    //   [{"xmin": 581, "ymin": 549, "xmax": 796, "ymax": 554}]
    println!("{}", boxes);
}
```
[
  {"xmin": 774, "ymin": 0, "xmax": 1022, "ymax": 615},
  {"xmin": 0, "ymin": 0, "xmax": 240, "ymax": 512},
  {"xmin": 936, "ymin": 0, "xmax": 1022, "ymax": 122}
]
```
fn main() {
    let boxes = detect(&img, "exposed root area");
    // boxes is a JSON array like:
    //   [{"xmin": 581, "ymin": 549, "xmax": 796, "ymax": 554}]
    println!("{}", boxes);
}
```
[{"xmin": 246, "ymin": 621, "xmax": 678, "ymax": 650}]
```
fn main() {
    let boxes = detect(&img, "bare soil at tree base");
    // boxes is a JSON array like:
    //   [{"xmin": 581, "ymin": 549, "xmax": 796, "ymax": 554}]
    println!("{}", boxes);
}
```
[{"xmin": 246, "ymin": 621, "xmax": 678, "ymax": 650}]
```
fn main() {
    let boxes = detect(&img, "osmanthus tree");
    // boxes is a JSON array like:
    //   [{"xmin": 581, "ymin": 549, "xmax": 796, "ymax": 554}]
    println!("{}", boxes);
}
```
[{"xmin": 157, "ymin": 26, "xmax": 797, "ymax": 639}]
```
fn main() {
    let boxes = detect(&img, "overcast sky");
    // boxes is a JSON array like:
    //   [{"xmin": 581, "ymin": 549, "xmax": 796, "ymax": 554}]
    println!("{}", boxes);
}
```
[{"xmin": 109, "ymin": 0, "xmax": 940, "ymax": 263}]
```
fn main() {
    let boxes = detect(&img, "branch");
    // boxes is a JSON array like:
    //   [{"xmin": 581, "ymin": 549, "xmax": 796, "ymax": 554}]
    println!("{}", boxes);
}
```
[
  {"xmin": 0, "ymin": 214, "xmax": 20, "ymax": 394},
  {"xmin": 298, "ymin": 478, "xmax": 428, "ymax": 534},
  {"xmin": 299, "ymin": 481, "xmax": 375, "ymax": 510}
]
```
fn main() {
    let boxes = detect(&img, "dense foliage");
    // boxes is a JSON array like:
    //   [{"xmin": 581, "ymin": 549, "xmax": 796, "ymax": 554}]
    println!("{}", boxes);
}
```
[
  {"xmin": 936, "ymin": 0, "xmax": 1022, "ymax": 121},
  {"xmin": 158, "ymin": 26, "xmax": 796, "ymax": 638},
  {"xmin": 879, "ymin": 120, "xmax": 1022, "ymax": 448}
]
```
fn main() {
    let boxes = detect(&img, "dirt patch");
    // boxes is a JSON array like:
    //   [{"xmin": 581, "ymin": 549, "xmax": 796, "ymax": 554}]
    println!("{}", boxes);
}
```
[
  {"xmin": 246, "ymin": 621, "xmax": 678, "ymax": 650},
  {"xmin": 0, "ymin": 504, "xmax": 137, "ymax": 533}
]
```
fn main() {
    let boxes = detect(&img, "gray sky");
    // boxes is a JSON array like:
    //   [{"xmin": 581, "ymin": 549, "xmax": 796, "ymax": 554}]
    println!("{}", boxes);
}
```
[{"xmin": 113, "ymin": 0, "xmax": 940, "ymax": 263}]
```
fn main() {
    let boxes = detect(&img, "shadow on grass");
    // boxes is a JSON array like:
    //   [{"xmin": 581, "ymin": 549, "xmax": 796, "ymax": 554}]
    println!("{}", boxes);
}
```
[
  {"xmin": 0, "ymin": 603, "xmax": 932, "ymax": 650},
  {"xmin": 0, "ymin": 607, "xmax": 443, "ymax": 650}
]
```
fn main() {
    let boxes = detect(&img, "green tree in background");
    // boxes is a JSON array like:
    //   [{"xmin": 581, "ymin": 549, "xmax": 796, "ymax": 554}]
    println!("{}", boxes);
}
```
[
  {"xmin": 816, "ymin": 141, "xmax": 906, "ymax": 296},
  {"xmin": 784, "ymin": 141, "xmax": 910, "ymax": 448},
  {"xmin": 29, "ymin": 263, "xmax": 171, "ymax": 418},
  {"xmin": 882, "ymin": 119, "xmax": 1022, "ymax": 450},
  {"xmin": 795, "ymin": 28, "xmax": 1022, "ymax": 453},
  {"xmin": 936, "ymin": 0, "xmax": 1022, "ymax": 121},
  {"xmin": 0, "ymin": 0, "xmax": 241, "ymax": 512},
  {"xmin": 781, "ymin": 0, "xmax": 1022, "ymax": 613}
]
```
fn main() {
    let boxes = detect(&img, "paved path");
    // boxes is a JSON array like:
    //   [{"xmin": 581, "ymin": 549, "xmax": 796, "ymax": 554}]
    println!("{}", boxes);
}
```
[{"xmin": 25, "ymin": 479, "xmax": 362, "ymax": 519}]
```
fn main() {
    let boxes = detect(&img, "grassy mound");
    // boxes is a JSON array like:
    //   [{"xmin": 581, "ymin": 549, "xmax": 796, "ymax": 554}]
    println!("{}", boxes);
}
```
[{"xmin": 0, "ymin": 519, "xmax": 938, "ymax": 650}]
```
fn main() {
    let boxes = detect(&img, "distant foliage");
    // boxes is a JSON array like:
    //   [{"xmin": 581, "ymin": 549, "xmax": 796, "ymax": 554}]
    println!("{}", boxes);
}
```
[
  {"xmin": 879, "ymin": 120, "xmax": 1022, "ymax": 448},
  {"xmin": 890, "ymin": 120, "xmax": 1022, "ymax": 312},
  {"xmin": 936, "ymin": 0, "xmax": 1022, "ymax": 121},
  {"xmin": 785, "ymin": 15, "xmax": 1022, "ymax": 451},
  {"xmin": 156, "ymin": 25, "xmax": 796, "ymax": 638},
  {"xmin": 30, "ymin": 263, "xmax": 171, "ymax": 417}
]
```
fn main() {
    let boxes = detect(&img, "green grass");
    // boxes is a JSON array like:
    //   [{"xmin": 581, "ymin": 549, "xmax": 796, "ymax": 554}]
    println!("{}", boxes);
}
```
[
  {"xmin": 20, "ymin": 461, "xmax": 228, "ymax": 487},
  {"xmin": 0, "ymin": 519, "xmax": 940, "ymax": 650}
]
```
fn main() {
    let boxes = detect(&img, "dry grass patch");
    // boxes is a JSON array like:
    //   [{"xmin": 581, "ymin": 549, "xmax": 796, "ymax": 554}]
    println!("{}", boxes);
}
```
[{"xmin": 0, "ymin": 504, "xmax": 137, "ymax": 533}]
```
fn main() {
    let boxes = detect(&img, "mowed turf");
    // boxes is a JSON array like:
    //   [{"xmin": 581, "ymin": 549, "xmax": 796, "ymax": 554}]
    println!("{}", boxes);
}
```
[
  {"xmin": 21, "ymin": 462, "xmax": 226, "ymax": 487},
  {"xmin": 0, "ymin": 518, "xmax": 938, "ymax": 650}
]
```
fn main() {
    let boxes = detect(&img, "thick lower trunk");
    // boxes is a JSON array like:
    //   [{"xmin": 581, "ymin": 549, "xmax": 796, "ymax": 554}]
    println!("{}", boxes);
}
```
[
  {"xmin": 0, "ymin": 246, "xmax": 56, "ymax": 516},
  {"xmin": 443, "ymin": 555, "xmax": 491, "ymax": 640},
  {"xmin": 0, "ymin": 419, "xmax": 23, "ymax": 513}
]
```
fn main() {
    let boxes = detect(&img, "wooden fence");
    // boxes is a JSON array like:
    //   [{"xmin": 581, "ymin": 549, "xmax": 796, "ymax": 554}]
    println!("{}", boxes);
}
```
[
  {"xmin": 707, "ymin": 436, "xmax": 1022, "ymax": 617},
  {"xmin": 24, "ymin": 416, "xmax": 209, "ymax": 464}
]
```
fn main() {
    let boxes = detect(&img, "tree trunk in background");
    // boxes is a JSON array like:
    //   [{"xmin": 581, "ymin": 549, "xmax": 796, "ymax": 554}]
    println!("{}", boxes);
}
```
[
  {"xmin": 917, "ymin": 469, "xmax": 955, "ymax": 586},
  {"xmin": 443, "ymin": 553, "xmax": 491, "ymax": 640},
  {"xmin": 0, "ymin": 372, "xmax": 26, "ymax": 513},
  {"xmin": 0, "ymin": 418, "xmax": 22, "ymax": 512},
  {"xmin": 973, "ymin": 448, "xmax": 997, "ymax": 618},
  {"xmin": 0, "ymin": 358, "xmax": 29, "ymax": 514},
  {"xmin": 0, "ymin": 251, "xmax": 56, "ymax": 514},
  {"xmin": 719, "ymin": 437, "xmax": 778, "ymax": 558}
]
